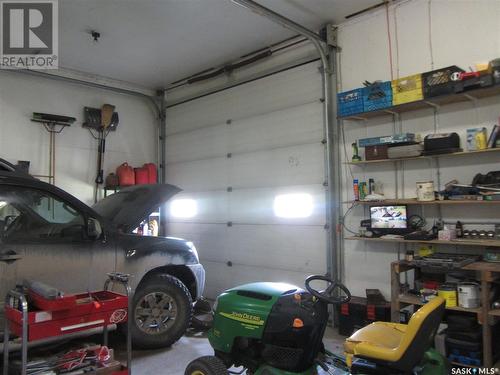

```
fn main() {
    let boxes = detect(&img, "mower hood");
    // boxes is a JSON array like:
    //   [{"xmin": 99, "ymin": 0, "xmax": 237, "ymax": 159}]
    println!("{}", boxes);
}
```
[{"xmin": 228, "ymin": 282, "xmax": 300, "ymax": 298}]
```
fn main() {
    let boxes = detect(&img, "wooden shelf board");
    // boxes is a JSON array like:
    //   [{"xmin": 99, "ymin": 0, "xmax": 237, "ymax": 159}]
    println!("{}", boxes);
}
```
[
  {"xmin": 489, "ymin": 309, "xmax": 500, "ymax": 317},
  {"xmin": 343, "ymin": 199, "xmax": 500, "ymax": 205},
  {"xmin": 346, "ymin": 236, "xmax": 500, "ymax": 247},
  {"xmin": 398, "ymin": 294, "xmax": 481, "ymax": 314},
  {"xmin": 463, "ymin": 261, "xmax": 500, "ymax": 272},
  {"xmin": 340, "ymin": 84, "xmax": 500, "ymax": 121},
  {"xmin": 345, "ymin": 147, "xmax": 500, "ymax": 165}
]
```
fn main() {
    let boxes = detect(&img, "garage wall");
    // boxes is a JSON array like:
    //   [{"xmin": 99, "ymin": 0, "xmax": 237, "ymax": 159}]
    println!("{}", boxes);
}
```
[
  {"xmin": 337, "ymin": 0, "xmax": 500, "ymax": 297},
  {"xmin": 0, "ymin": 72, "xmax": 157, "ymax": 205},
  {"xmin": 165, "ymin": 61, "xmax": 327, "ymax": 298}
]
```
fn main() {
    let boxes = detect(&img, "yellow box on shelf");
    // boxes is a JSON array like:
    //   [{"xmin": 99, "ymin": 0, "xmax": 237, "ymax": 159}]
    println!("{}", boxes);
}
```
[{"xmin": 392, "ymin": 74, "xmax": 423, "ymax": 105}]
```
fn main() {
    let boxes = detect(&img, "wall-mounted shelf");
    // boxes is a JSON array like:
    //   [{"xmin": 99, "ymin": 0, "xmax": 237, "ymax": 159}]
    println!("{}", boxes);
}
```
[
  {"xmin": 343, "ymin": 199, "xmax": 500, "ymax": 205},
  {"xmin": 346, "ymin": 236, "xmax": 500, "ymax": 248},
  {"xmin": 398, "ymin": 293, "xmax": 481, "ymax": 314},
  {"xmin": 340, "ymin": 83, "xmax": 500, "ymax": 121},
  {"xmin": 489, "ymin": 309, "xmax": 500, "ymax": 317},
  {"xmin": 345, "ymin": 147, "xmax": 500, "ymax": 165}
]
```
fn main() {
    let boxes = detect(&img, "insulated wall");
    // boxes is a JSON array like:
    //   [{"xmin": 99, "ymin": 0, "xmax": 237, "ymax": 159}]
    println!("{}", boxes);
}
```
[
  {"xmin": 337, "ymin": 0, "xmax": 500, "ymax": 297},
  {"xmin": 0, "ymin": 72, "xmax": 157, "ymax": 205},
  {"xmin": 165, "ymin": 61, "xmax": 327, "ymax": 298}
]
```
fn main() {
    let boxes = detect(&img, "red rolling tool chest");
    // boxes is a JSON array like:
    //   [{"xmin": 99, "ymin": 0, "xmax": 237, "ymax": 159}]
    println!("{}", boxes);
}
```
[{"xmin": 3, "ymin": 273, "xmax": 132, "ymax": 375}]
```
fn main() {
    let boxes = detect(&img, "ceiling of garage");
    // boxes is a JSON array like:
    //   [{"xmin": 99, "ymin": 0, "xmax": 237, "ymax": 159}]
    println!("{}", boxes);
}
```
[{"xmin": 59, "ymin": 0, "xmax": 381, "ymax": 89}]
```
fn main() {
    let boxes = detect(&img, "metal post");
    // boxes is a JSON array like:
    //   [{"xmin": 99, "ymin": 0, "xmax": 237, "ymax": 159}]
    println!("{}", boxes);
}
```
[
  {"xmin": 230, "ymin": 0, "xmax": 340, "ymax": 285},
  {"xmin": 158, "ymin": 91, "xmax": 167, "ymax": 185},
  {"xmin": 158, "ymin": 91, "xmax": 168, "ymax": 236},
  {"xmin": 126, "ymin": 282, "xmax": 132, "ymax": 375},
  {"xmin": 3, "ymin": 290, "xmax": 29, "ymax": 375},
  {"xmin": 3, "ymin": 305, "xmax": 9, "ymax": 375},
  {"xmin": 104, "ymin": 273, "xmax": 132, "ymax": 374}
]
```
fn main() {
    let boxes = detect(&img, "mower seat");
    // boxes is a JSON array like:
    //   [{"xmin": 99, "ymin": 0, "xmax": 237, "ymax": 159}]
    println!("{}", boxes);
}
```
[{"xmin": 344, "ymin": 297, "xmax": 445, "ymax": 373}]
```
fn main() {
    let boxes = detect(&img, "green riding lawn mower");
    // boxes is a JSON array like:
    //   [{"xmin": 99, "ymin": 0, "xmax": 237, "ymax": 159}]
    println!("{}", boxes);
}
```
[{"xmin": 185, "ymin": 275, "xmax": 449, "ymax": 375}]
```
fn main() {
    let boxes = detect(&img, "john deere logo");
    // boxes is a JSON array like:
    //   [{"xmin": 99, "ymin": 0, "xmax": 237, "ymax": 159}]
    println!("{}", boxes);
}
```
[
  {"xmin": 219, "ymin": 311, "xmax": 264, "ymax": 326},
  {"xmin": 0, "ymin": 0, "xmax": 58, "ymax": 69}
]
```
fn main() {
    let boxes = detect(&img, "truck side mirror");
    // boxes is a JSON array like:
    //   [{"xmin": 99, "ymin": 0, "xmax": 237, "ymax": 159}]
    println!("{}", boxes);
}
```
[{"xmin": 87, "ymin": 217, "xmax": 103, "ymax": 240}]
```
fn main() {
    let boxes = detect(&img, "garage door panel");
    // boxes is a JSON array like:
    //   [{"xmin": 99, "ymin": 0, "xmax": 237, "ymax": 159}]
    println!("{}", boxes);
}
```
[
  {"xmin": 166, "ymin": 62, "xmax": 321, "ymax": 135},
  {"xmin": 169, "ymin": 190, "xmax": 228, "ymax": 223},
  {"xmin": 202, "ymin": 260, "xmax": 325, "ymax": 299},
  {"xmin": 229, "ymin": 101, "xmax": 323, "ymax": 154},
  {"xmin": 166, "ymin": 157, "xmax": 228, "ymax": 191},
  {"xmin": 229, "ymin": 184, "xmax": 325, "ymax": 225},
  {"xmin": 165, "ymin": 122, "xmax": 228, "ymax": 164},
  {"xmin": 226, "ymin": 62, "xmax": 321, "ymax": 122},
  {"xmin": 224, "ymin": 225, "xmax": 326, "ymax": 272},
  {"xmin": 229, "ymin": 143, "xmax": 324, "ymax": 188},
  {"xmin": 168, "ymin": 222, "xmax": 325, "ymax": 273}
]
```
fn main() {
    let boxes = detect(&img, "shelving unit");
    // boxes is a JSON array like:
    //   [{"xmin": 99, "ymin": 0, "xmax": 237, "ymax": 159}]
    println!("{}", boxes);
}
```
[
  {"xmin": 345, "ymin": 147, "xmax": 500, "ymax": 165},
  {"xmin": 341, "ymin": 80, "xmax": 500, "ymax": 368},
  {"xmin": 344, "ymin": 199, "xmax": 500, "ymax": 205},
  {"xmin": 391, "ymin": 261, "xmax": 500, "ymax": 367},
  {"xmin": 340, "ymin": 83, "xmax": 500, "ymax": 121},
  {"xmin": 397, "ymin": 293, "xmax": 482, "ymax": 314},
  {"xmin": 346, "ymin": 236, "xmax": 500, "ymax": 248}
]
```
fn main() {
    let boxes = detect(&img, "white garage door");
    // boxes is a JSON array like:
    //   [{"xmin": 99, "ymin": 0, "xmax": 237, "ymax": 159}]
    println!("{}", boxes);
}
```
[{"xmin": 165, "ymin": 61, "xmax": 327, "ymax": 298}]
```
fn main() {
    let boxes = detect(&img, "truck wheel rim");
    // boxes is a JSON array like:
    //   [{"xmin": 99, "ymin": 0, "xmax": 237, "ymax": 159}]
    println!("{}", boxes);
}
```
[
  {"xmin": 135, "ymin": 292, "xmax": 177, "ymax": 334},
  {"xmin": 192, "ymin": 371, "xmax": 205, "ymax": 375}
]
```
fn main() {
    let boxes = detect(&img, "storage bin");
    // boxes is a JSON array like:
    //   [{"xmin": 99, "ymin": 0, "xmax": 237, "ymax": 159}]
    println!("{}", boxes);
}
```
[
  {"xmin": 362, "ymin": 81, "xmax": 392, "ymax": 112},
  {"xmin": 338, "ymin": 88, "xmax": 363, "ymax": 117},
  {"xmin": 422, "ymin": 66, "xmax": 463, "ymax": 98},
  {"xmin": 365, "ymin": 145, "xmax": 389, "ymax": 161},
  {"xmin": 337, "ymin": 296, "xmax": 390, "ymax": 336},
  {"xmin": 392, "ymin": 74, "xmax": 423, "ymax": 105},
  {"xmin": 454, "ymin": 72, "xmax": 493, "ymax": 93}
]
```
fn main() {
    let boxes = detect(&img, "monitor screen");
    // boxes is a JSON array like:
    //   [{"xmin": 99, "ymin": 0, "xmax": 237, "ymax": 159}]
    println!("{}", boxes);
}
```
[{"xmin": 370, "ymin": 205, "xmax": 408, "ymax": 229}]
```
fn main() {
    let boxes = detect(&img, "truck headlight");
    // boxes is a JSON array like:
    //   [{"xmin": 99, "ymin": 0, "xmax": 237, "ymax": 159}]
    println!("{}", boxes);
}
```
[
  {"xmin": 187, "ymin": 242, "xmax": 199, "ymax": 262},
  {"xmin": 213, "ymin": 297, "xmax": 219, "ymax": 312}
]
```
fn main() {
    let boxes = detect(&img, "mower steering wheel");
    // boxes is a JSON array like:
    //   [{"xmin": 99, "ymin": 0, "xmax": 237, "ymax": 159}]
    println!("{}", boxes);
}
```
[{"xmin": 305, "ymin": 275, "xmax": 351, "ymax": 305}]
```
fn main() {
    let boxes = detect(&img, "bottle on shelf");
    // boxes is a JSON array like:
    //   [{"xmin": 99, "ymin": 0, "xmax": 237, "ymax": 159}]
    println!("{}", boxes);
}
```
[
  {"xmin": 353, "ymin": 179, "xmax": 360, "ymax": 201},
  {"xmin": 456, "ymin": 221, "xmax": 464, "ymax": 238}
]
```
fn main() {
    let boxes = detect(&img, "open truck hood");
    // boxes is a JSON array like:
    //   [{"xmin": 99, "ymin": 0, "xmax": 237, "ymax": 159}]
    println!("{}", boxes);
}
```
[{"xmin": 92, "ymin": 184, "xmax": 181, "ymax": 232}]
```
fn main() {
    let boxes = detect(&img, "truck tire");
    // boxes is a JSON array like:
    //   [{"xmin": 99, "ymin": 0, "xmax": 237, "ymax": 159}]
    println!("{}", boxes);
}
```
[
  {"xmin": 185, "ymin": 356, "xmax": 227, "ymax": 375},
  {"xmin": 131, "ymin": 274, "xmax": 192, "ymax": 349}
]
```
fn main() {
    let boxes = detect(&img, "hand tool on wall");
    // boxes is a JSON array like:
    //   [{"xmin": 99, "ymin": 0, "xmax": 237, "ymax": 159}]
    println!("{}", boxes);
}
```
[
  {"xmin": 83, "ymin": 104, "xmax": 119, "ymax": 203},
  {"xmin": 30, "ymin": 113, "xmax": 74, "ymax": 185}
]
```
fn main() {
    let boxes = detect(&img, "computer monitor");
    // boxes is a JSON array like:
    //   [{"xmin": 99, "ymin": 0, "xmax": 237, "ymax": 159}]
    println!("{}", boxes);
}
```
[{"xmin": 370, "ymin": 205, "xmax": 408, "ymax": 234}]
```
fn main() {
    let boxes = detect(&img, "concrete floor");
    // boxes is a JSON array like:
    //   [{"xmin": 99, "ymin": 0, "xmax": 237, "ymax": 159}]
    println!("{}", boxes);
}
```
[{"xmin": 117, "ymin": 328, "xmax": 346, "ymax": 375}]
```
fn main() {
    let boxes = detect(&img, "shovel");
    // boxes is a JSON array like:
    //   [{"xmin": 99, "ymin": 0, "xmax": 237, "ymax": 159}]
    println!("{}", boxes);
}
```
[{"xmin": 94, "ymin": 104, "xmax": 115, "ymax": 202}]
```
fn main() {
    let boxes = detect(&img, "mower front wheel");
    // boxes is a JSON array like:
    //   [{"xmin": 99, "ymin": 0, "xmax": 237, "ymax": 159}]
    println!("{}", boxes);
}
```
[{"xmin": 185, "ymin": 356, "xmax": 228, "ymax": 375}]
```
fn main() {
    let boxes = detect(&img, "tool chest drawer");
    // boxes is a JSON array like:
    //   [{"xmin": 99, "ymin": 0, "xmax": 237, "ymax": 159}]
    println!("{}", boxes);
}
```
[{"xmin": 5, "ymin": 290, "xmax": 128, "ymax": 342}]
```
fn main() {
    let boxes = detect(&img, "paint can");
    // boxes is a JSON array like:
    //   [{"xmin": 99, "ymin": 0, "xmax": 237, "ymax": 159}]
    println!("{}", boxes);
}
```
[
  {"xmin": 416, "ymin": 181, "xmax": 435, "ymax": 201},
  {"xmin": 458, "ymin": 282, "xmax": 480, "ymax": 309},
  {"xmin": 437, "ymin": 284, "xmax": 457, "ymax": 308}
]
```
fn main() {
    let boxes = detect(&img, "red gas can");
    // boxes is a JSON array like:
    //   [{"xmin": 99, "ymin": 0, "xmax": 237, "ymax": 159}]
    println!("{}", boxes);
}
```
[
  {"xmin": 144, "ymin": 163, "xmax": 158, "ymax": 184},
  {"xmin": 116, "ymin": 163, "xmax": 135, "ymax": 186},
  {"xmin": 134, "ymin": 167, "xmax": 149, "ymax": 185}
]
